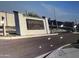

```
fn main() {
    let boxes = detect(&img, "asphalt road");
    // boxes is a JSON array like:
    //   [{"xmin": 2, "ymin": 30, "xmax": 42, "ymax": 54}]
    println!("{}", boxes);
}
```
[{"xmin": 0, "ymin": 33, "xmax": 79, "ymax": 58}]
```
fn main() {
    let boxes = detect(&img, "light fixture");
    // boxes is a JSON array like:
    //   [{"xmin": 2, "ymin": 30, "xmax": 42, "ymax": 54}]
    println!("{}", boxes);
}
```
[
  {"xmin": 60, "ymin": 24, "xmax": 64, "ymax": 27},
  {"xmin": 74, "ymin": 25, "xmax": 77, "ymax": 28}
]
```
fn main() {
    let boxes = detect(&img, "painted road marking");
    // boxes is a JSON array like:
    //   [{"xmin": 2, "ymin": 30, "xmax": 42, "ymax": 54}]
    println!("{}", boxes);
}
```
[
  {"xmin": 60, "ymin": 36, "xmax": 63, "ymax": 39},
  {"xmin": 39, "ymin": 45, "xmax": 42, "ymax": 49},
  {"xmin": 50, "ymin": 45, "xmax": 54, "ymax": 47},
  {"xmin": 48, "ymin": 37, "xmax": 51, "ymax": 40}
]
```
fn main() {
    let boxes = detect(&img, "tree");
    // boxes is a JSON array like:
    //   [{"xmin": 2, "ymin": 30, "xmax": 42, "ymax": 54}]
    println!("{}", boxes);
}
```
[{"xmin": 23, "ymin": 11, "xmax": 40, "ymax": 18}]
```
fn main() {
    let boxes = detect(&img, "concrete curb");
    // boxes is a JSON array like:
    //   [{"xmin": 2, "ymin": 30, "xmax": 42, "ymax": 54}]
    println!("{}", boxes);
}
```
[
  {"xmin": 36, "ymin": 44, "xmax": 71, "ymax": 58},
  {"xmin": 35, "ymin": 51, "xmax": 51, "ymax": 58},
  {"xmin": 73, "ymin": 32, "xmax": 79, "ymax": 34},
  {"xmin": 0, "ymin": 33, "xmax": 58, "ymax": 40}
]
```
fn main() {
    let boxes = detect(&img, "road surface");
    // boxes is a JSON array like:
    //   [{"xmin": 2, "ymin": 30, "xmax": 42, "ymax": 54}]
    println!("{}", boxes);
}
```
[{"xmin": 0, "ymin": 33, "xmax": 78, "ymax": 58}]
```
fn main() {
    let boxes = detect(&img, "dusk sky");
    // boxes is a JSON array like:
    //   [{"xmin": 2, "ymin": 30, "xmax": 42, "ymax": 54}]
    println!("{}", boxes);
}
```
[{"xmin": 0, "ymin": 1, "xmax": 79, "ymax": 22}]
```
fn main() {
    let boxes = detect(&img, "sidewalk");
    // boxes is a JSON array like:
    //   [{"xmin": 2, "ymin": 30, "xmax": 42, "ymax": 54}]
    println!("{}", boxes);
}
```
[
  {"xmin": 0, "ymin": 33, "xmax": 58, "ymax": 40},
  {"xmin": 36, "ymin": 44, "xmax": 79, "ymax": 58}
]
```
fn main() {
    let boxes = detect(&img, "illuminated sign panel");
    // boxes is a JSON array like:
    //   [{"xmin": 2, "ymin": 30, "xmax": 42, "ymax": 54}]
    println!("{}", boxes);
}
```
[{"xmin": 26, "ymin": 19, "xmax": 44, "ymax": 30}]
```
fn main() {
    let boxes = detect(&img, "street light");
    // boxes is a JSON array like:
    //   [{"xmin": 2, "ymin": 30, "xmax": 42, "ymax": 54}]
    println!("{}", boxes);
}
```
[
  {"xmin": 74, "ymin": 25, "xmax": 77, "ymax": 28},
  {"xmin": 74, "ymin": 25, "xmax": 77, "ymax": 32},
  {"xmin": 60, "ymin": 24, "xmax": 64, "ymax": 28},
  {"xmin": 60, "ymin": 24, "xmax": 64, "ymax": 32}
]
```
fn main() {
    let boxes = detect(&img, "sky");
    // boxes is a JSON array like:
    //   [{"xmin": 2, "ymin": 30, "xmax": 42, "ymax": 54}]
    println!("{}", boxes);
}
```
[{"xmin": 0, "ymin": 1, "xmax": 79, "ymax": 22}]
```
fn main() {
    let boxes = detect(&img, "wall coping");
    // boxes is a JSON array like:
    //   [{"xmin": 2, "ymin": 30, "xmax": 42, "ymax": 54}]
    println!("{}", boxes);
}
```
[{"xmin": 0, "ymin": 33, "xmax": 58, "ymax": 40}]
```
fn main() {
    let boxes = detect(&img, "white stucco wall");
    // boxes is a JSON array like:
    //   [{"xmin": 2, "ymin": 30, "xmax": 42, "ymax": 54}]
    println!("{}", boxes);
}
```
[
  {"xmin": 17, "ymin": 13, "xmax": 50, "ymax": 36},
  {"xmin": 0, "ymin": 11, "xmax": 50, "ymax": 36},
  {"xmin": 0, "ymin": 12, "xmax": 15, "ymax": 27},
  {"xmin": 7, "ymin": 13, "xmax": 15, "ymax": 26},
  {"xmin": 0, "ymin": 12, "xmax": 6, "ymax": 26},
  {"xmin": 25, "ymin": 18, "xmax": 47, "ymax": 35}
]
